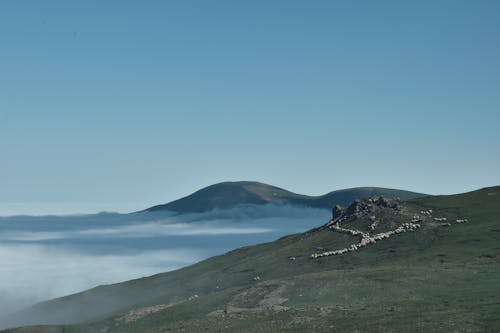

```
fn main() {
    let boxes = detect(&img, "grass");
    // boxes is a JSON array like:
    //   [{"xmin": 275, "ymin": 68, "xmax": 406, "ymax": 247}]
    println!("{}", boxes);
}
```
[{"xmin": 3, "ymin": 186, "xmax": 499, "ymax": 333}]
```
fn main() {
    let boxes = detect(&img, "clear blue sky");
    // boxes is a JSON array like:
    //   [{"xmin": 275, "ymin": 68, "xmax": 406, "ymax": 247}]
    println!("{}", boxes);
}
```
[{"xmin": 1, "ymin": 1, "xmax": 499, "ymax": 215}]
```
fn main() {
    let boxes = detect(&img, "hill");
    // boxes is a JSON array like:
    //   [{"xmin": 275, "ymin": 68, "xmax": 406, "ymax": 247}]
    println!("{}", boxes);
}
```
[
  {"xmin": 2, "ymin": 186, "xmax": 499, "ymax": 332},
  {"xmin": 143, "ymin": 181, "xmax": 426, "ymax": 213}
]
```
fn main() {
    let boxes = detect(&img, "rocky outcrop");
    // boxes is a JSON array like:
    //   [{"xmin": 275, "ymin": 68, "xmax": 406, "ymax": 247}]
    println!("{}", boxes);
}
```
[
  {"xmin": 315, "ymin": 196, "xmax": 470, "ymax": 259},
  {"xmin": 329, "ymin": 197, "xmax": 399, "ymax": 226},
  {"xmin": 332, "ymin": 205, "xmax": 344, "ymax": 220},
  {"xmin": 333, "ymin": 196, "xmax": 401, "ymax": 221}
]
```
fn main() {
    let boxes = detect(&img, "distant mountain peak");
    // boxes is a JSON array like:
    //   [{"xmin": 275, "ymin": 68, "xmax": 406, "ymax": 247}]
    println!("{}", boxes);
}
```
[{"xmin": 143, "ymin": 181, "xmax": 427, "ymax": 214}]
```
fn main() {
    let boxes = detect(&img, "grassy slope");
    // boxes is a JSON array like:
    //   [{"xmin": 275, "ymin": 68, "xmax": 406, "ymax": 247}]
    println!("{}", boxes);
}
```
[
  {"xmin": 4, "ymin": 187, "xmax": 499, "ymax": 333},
  {"xmin": 145, "ymin": 181, "xmax": 426, "ymax": 213}
]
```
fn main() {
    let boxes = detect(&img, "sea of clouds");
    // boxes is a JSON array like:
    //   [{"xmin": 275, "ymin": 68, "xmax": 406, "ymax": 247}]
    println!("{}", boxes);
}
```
[{"xmin": 0, "ymin": 204, "xmax": 330, "ymax": 317}]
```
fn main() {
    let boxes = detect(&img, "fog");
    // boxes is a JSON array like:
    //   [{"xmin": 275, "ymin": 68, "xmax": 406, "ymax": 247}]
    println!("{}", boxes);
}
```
[{"xmin": 0, "ymin": 204, "xmax": 329, "ymax": 317}]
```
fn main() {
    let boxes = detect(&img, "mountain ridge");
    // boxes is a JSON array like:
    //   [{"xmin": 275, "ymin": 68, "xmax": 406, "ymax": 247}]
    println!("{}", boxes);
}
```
[{"xmin": 143, "ymin": 181, "xmax": 427, "ymax": 213}]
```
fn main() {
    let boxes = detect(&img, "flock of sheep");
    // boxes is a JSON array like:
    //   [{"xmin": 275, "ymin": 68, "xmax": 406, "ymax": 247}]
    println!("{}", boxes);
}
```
[
  {"xmin": 310, "ymin": 222, "xmax": 421, "ymax": 259},
  {"xmin": 310, "ymin": 200, "xmax": 469, "ymax": 260}
]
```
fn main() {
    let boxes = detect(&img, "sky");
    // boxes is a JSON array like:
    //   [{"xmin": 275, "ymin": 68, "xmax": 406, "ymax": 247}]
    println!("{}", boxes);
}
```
[{"xmin": 1, "ymin": 0, "xmax": 499, "ymax": 215}]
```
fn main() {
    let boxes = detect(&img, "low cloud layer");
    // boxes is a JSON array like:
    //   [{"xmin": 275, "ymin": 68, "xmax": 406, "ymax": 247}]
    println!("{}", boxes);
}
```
[
  {"xmin": 0, "ymin": 204, "xmax": 330, "ymax": 318},
  {"xmin": 0, "ymin": 222, "xmax": 272, "ymax": 242},
  {"xmin": 0, "ymin": 245, "xmax": 200, "ymax": 316}
]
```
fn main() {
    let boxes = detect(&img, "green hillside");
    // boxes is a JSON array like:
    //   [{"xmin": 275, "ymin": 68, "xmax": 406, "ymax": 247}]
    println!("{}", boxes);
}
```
[
  {"xmin": 3, "ymin": 186, "xmax": 499, "ymax": 333},
  {"xmin": 143, "ymin": 181, "xmax": 426, "ymax": 213}
]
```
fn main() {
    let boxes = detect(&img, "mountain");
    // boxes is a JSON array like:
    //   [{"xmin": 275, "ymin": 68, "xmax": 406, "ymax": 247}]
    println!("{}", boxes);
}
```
[
  {"xmin": 143, "ymin": 181, "xmax": 427, "ymax": 213},
  {"xmin": 3, "ymin": 186, "xmax": 499, "ymax": 332}
]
